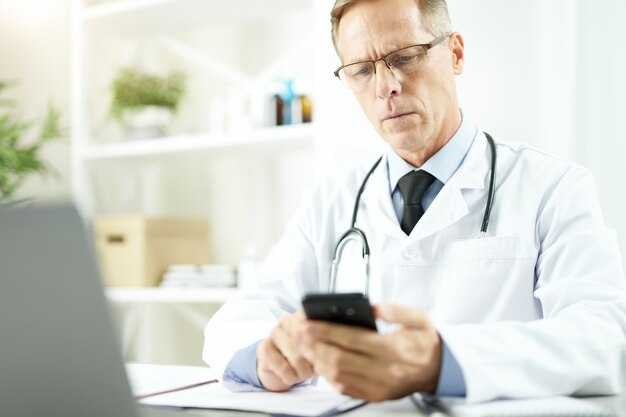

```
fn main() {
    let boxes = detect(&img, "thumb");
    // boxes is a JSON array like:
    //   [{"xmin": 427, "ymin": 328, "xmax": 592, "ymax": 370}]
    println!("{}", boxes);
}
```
[{"xmin": 374, "ymin": 303, "xmax": 429, "ymax": 328}]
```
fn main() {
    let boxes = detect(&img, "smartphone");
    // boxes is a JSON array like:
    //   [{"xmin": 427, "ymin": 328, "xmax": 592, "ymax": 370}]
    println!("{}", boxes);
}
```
[{"xmin": 301, "ymin": 293, "xmax": 377, "ymax": 331}]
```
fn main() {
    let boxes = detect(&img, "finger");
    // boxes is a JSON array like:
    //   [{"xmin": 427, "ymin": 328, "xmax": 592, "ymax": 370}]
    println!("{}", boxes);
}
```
[
  {"xmin": 293, "ymin": 308, "xmax": 306, "ymax": 321},
  {"xmin": 257, "ymin": 368, "xmax": 290, "ymax": 392},
  {"xmin": 301, "ymin": 321, "xmax": 386, "ymax": 355},
  {"xmin": 273, "ymin": 323, "xmax": 315, "ymax": 381},
  {"xmin": 309, "ymin": 337, "xmax": 439, "ymax": 401},
  {"xmin": 374, "ymin": 303, "xmax": 428, "ymax": 328},
  {"xmin": 257, "ymin": 337, "xmax": 300, "ymax": 389},
  {"xmin": 326, "ymin": 373, "xmax": 371, "ymax": 401},
  {"xmin": 326, "ymin": 372, "xmax": 390, "ymax": 403},
  {"xmin": 280, "ymin": 310, "xmax": 307, "ymax": 338},
  {"xmin": 306, "ymin": 342, "xmax": 387, "ymax": 401},
  {"xmin": 306, "ymin": 341, "xmax": 365, "ymax": 381},
  {"xmin": 304, "ymin": 340, "xmax": 383, "ymax": 379}
]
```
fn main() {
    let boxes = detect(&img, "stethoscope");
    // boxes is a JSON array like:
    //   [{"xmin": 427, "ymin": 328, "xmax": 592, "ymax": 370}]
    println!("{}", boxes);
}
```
[{"xmin": 329, "ymin": 132, "xmax": 497, "ymax": 295}]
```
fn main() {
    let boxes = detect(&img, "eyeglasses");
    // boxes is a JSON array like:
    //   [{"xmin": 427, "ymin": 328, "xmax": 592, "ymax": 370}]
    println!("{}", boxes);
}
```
[{"xmin": 333, "ymin": 33, "xmax": 450, "ymax": 91}]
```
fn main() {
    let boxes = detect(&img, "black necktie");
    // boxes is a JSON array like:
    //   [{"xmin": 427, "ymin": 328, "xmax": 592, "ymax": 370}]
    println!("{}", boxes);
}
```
[{"xmin": 397, "ymin": 170, "xmax": 436, "ymax": 235}]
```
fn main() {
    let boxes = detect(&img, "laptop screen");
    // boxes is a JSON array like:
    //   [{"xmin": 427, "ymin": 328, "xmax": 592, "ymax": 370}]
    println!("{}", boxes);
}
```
[{"xmin": 0, "ymin": 203, "xmax": 138, "ymax": 417}]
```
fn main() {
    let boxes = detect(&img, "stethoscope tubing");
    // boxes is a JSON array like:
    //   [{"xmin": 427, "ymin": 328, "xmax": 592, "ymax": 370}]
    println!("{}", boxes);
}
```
[{"xmin": 329, "ymin": 132, "xmax": 497, "ymax": 294}]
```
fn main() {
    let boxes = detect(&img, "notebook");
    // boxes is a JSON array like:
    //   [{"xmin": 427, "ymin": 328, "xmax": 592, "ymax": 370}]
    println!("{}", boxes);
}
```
[{"xmin": 0, "ymin": 203, "xmax": 178, "ymax": 417}]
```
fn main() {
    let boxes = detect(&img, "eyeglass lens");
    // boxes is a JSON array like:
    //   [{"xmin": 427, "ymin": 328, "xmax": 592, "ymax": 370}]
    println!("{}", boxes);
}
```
[{"xmin": 338, "ymin": 45, "xmax": 428, "ymax": 90}]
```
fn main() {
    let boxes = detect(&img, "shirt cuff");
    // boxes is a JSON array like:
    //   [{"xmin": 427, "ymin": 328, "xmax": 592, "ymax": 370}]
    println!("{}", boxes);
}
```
[
  {"xmin": 222, "ymin": 338, "xmax": 318, "ymax": 392},
  {"xmin": 223, "ymin": 339, "xmax": 264, "ymax": 390},
  {"xmin": 435, "ymin": 339, "xmax": 467, "ymax": 396}
]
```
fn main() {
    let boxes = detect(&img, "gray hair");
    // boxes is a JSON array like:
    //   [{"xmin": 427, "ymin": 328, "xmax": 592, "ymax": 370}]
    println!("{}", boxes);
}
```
[{"xmin": 330, "ymin": 0, "xmax": 452, "ymax": 55}]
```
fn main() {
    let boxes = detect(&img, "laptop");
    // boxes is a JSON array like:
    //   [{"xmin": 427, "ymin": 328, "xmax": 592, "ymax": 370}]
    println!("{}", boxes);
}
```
[{"xmin": 0, "ymin": 203, "xmax": 181, "ymax": 417}]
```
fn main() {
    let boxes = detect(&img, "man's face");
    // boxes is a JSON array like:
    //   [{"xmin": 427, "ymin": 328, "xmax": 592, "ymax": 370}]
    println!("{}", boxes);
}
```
[{"xmin": 336, "ymin": 0, "xmax": 464, "ymax": 165}]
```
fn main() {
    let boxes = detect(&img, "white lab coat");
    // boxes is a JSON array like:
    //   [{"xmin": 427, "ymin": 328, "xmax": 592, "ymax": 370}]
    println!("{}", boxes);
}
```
[{"xmin": 203, "ymin": 132, "xmax": 626, "ymax": 403}]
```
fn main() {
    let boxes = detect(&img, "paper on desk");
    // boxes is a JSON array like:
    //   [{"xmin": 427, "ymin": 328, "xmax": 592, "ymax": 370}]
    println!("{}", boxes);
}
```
[
  {"xmin": 333, "ymin": 395, "xmax": 615, "ymax": 417},
  {"xmin": 447, "ymin": 396, "xmax": 615, "ymax": 417},
  {"xmin": 125, "ymin": 363, "xmax": 217, "ymax": 399},
  {"xmin": 138, "ymin": 379, "xmax": 359, "ymax": 417}
]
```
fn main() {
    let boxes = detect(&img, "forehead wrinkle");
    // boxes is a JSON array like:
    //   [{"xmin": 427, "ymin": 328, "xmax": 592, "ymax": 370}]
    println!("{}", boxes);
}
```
[{"xmin": 337, "ymin": 0, "xmax": 429, "ymax": 63}]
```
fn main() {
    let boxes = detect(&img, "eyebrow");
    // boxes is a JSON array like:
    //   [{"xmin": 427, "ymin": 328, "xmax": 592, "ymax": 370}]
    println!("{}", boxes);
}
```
[{"xmin": 343, "ymin": 41, "xmax": 426, "ymax": 63}]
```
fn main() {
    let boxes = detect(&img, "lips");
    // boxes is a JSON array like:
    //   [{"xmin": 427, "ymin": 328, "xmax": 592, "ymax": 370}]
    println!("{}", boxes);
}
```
[{"xmin": 382, "ymin": 111, "xmax": 413, "ymax": 121}]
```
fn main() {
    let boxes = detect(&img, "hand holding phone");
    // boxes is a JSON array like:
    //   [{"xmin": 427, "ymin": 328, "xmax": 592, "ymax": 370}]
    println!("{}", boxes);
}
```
[{"xmin": 301, "ymin": 292, "xmax": 377, "ymax": 331}]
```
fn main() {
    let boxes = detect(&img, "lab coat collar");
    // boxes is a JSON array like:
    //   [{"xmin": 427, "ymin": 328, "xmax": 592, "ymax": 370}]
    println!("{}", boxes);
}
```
[
  {"xmin": 406, "ymin": 129, "xmax": 490, "ymax": 244},
  {"xmin": 368, "ymin": 153, "xmax": 410, "ymax": 240},
  {"xmin": 359, "ymin": 130, "xmax": 491, "ymax": 244}
]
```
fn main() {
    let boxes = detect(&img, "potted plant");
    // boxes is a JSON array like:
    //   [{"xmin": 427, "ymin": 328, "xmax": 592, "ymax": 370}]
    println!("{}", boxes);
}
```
[
  {"xmin": 110, "ymin": 67, "xmax": 186, "ymax": 139},
  {"xmin": 0, "ymin": 81, "xmax": 64, "ymax": 206}
]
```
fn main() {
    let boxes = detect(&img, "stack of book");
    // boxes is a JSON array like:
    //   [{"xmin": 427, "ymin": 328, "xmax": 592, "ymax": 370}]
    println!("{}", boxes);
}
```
[{"xmin": 160, "ymin": 264, "xmax": 236, "ymax": 288}]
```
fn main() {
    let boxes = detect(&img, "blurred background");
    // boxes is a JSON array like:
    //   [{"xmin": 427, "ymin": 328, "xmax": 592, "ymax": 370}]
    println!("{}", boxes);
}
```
[{"xmin": 1, "ymin": 0, "xmax": 625, "ymax": 365}]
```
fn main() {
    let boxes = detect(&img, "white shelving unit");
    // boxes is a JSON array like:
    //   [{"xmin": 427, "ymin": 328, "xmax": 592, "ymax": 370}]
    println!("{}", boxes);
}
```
[
  {"xmin": 82, "ymin": 0, "xmax": 313, "ymax": 32},
  {"xmin": 71, "ymin": 0, "xmax": 318, "ymax": 267},
  {"xmin": 105, "ymin": 286, "xmax": 239, "ymax": 365},
  {"xmin": 70, "ymin": 0, "xmax": 322, "ymax": 365},
  {"xmin": 105, "ymin": 287, "xmax": 239, "ymax": 303},
  {"xmin": 82, "ymin": 123, "xmax": 315, "ymax": 162}
]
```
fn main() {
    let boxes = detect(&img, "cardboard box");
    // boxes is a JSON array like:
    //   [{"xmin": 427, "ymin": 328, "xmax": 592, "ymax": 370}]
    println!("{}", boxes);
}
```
[{"xmin": 93, "ymin": 215, "xmax": 210, "ymax": 287}]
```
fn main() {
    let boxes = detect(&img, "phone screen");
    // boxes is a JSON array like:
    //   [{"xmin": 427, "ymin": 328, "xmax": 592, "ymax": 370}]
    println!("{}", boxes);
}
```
[{"xmin": 302, "ymin": 293, "xmax": 377, "ymax": 331}]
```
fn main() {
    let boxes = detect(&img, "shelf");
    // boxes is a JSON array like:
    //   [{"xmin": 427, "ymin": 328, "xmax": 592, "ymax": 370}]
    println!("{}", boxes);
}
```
[
  {"xmin": 83, "ymin": 0, "xmax": 313, "ymax": 33},
  {"xmin": 105, "ymin": 287, "xmax": 239, "ymax": 303},
  {"xmin": 72, "ymin": 0, "xmax": 321, "ymax": 263},
  {"xmin": 82, "ymin": 123, "xmax": 315, "ymax": 162}
]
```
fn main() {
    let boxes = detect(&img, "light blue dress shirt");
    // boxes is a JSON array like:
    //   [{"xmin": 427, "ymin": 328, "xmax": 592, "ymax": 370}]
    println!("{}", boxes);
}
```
[{"xmin": 224, "ymin": 114, "xmax": 477, "ymax": 396}]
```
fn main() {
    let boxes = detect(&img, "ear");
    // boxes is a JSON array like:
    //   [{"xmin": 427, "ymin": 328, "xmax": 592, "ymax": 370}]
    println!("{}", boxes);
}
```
[{"xmin": 450, "ymin": 32, "xmax": 465, "ymax": 75}]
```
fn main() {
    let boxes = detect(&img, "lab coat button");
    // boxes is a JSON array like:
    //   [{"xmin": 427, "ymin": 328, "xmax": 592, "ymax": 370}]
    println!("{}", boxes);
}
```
[{"xmin": 404, "ymin": 248, "xmax": 416, "ymax": 258}]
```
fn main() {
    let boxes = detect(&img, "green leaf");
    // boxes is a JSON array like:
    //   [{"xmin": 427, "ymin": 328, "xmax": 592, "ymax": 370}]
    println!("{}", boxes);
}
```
[
  {"xmin": 0, "ymin": 79, "xmax": 66, "ymax": 202},
  {"xmin": 40, "ymin": 102, "xmax": 64, "ymax": 142},
  {"xmin": 109, "ymin": 67, "xmax": 186, "ymax": 119}
]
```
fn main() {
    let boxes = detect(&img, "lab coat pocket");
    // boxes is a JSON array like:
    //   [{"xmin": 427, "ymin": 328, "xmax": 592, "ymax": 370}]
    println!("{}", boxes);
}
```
[
  {"xmin": 443, "ymin": 233, "xmax": 521, "ymax": 263},
  {"xmin": 434, "ymin": 233, "xmax": 537, "ymax": 322}
]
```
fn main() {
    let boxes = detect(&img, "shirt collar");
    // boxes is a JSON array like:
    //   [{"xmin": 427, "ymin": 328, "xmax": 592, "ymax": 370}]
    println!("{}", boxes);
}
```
[{"xmin": 387, "ymin": 111, "xmax": 478, "ymax": 194}]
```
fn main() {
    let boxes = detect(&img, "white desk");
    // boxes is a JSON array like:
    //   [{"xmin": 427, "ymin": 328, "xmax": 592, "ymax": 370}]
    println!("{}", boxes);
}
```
[
  {"xmin": 132, "ymin": 364, "xmax": 626, "ymax": 417},
  {"xmin": 107, "ymin": 288, "xmax": 239, "ymax": 366},
  {"xmin": 140, "ymin": 394, "xmax": 626, "ymax": 417}
]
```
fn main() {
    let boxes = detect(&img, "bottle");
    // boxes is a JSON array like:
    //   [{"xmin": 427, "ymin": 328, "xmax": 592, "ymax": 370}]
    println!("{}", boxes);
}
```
[
  {"xmin": 281, "ymin": 79, "xmax": 296, "ymax": 125},
  {"xmin": 300, "ymin": 94, "xmax": 313, "ymax": 123},
  {"xmin": 273, "ymin": 93, "xmax": 284, "ymax": 126}
]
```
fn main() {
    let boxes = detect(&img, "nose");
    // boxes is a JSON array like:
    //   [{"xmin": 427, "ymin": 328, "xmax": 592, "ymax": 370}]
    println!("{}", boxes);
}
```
[{"xmin": 374, "ymin": 60, "xmax": 401, "ymax": 98}]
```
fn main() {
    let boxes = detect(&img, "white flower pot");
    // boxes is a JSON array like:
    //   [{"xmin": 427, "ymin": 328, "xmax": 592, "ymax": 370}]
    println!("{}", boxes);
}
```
[{"xmin": 122, "ymin": 106, "xmax": 173, "ymax": 140}]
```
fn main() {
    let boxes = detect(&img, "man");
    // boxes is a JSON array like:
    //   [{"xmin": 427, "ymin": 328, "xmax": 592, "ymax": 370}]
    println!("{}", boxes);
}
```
[{"xmin": 204, "ymin": 0, "xmax": 626, "ymax": 403}]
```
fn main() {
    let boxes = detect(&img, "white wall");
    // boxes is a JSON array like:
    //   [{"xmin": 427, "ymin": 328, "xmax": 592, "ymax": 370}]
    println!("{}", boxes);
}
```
[
  {"xmin": 573, "ymin": 1, "xmax": 626, "ymax": 265},
  {"xmin": 450, "ymin": 1, "xmax": 578, "ymax": 157},
  {"xmin": 0, "ymin": 0, "xmax": 72, "ymax": 202},
  {"xmin": 449, "ymin": 0, "xmax": 626, "ymax": 262}
]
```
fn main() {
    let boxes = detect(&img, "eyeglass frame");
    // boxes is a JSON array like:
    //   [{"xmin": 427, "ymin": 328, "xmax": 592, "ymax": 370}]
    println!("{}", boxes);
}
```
[{"xmin": 333, "ymin": 33, "xmax": 451, "ymax": 87}]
